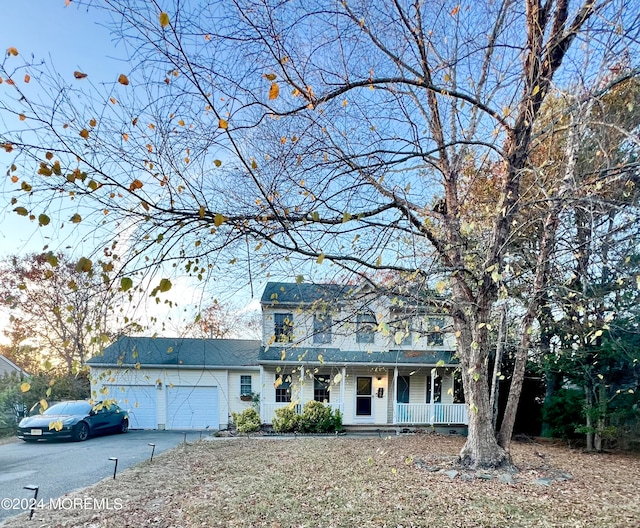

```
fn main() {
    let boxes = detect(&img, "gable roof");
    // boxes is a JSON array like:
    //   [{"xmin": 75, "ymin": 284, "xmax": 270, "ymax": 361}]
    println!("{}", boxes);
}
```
[
  {"xmin": 0, "ymin": 354, "xmax": 26, "ymax": 376},
  {"xmin": 259, "ymin": 346, "xmax": 458, "ymax": 367},
  {"xmin": 260, "ymin": 282, "xmax": 354, "ymax": 307},
  {"xmin": 87, "ymin": 337, "xmax": 261, "ymax": 368}
]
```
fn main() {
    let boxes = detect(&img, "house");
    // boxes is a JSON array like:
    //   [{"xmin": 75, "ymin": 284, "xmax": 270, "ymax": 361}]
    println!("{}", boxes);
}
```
[
  {"xmin": 0, "ymin": 354, "xmax": 26, "ymax": 377},
  {"xmin": 88, "ymin": 282, "xmax": 467, "ymax": 430}
]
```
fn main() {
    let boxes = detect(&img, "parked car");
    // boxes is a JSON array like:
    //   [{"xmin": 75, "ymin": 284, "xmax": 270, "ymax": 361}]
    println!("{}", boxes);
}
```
[{"xmin": 17, "ymin": 400, "xmax": 128, "ymax": 442}]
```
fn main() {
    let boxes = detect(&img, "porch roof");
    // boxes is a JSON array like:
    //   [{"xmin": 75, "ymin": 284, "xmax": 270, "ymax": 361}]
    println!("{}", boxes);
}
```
[
  {"xmin": 88, "ymin": 336, "xmax": 261, "ymax": 368},
  {"xmin": 259, "ymin": 346, "xmax": 457, "ymax": 367}
]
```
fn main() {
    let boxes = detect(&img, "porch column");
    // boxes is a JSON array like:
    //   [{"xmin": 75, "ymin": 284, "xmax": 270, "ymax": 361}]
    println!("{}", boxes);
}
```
[
  {"xmin": 299, "ymin": 365, "xmax": 305, "ymax": 411},
  {"xmin": 392, "ymin": 367, "xmax": 398, "ymax": 424},
  {"xmin": 340, "ymin": 366, "xmax": 346, "ymax": 415},
  {"xmin": 259, "ymin": 365, "xmax": 265, "ymax": 423},
  {"xmin": 429, "ymin": 368, "xmax": 436, "ymax": 424}
]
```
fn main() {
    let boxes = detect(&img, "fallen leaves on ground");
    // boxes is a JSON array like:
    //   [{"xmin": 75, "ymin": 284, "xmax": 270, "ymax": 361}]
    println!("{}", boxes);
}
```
[{"xmin": 3, "ymin": 435, "xmax": 639, "ymax": 528}]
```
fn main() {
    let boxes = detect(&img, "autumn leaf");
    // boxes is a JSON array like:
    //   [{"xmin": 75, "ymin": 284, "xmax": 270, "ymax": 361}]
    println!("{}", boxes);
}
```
[
  {"xmin": 20, "ymin": 382, "xmax": 30, "ymax": 393},
  {"xmin": 269, "ymin": 82, "xmax": 280, "ymax": 100},
  {"xmin": 450, "ymin": 5, "xmax": 460, "ymax": 16},
  {"xmin": 7, "ymin": 47, "xmax": 19, "ymax": 56},
  {"xmin": 76, "ymin": 257, "xmax": 93, "ymax": 273},
  {"xmin": 14, "ymin": 207, "xmax": 28, "ymax": 216},
  {"xmin": 159, "ymin": 11, "xmax": 170, "ymax": 27},
  {"xmin": 74, "ymin": 71, "xmax": 88, "ymax": 79},
  {"xmin": 218, "ymin": 119, "xmax": 228, "ymax": 129},
  {"xmin": 129, "ymin": 179, "xmax": 144, "ymax": 191},
  {"xmin": 79, "ymin": 129, "xmax": 90, "ymax": 139},
  {"xmin": 264, "ymin": 73, "xmax": 277, "ymax": 81},
  {"xmin": 317, "ymin": 253, "xmax": 325, "ymax": 264},
  {"xmin": 120, "ymin": 277, "xmax": 133, "ymax": 292},
  {"xmin": 70, "ymin": 213, "xmax": 82, "ymax": 223},
  {"xmin": 118, "ymin": 74, "xmax": 129, "ymax": 85},
  {"xmin": 214, "ymin": 213, "xmax": 225, "ymax": 226},
  {"xmin": 89, "ymin": 118, "xmax": 97, "ymax": 127},
  {"xmin": 122, "ymin": 133, "xmax": 129, "ymax": 141},
  {"xmin": 38, "ymin": 214, "xmax": 50, "ymax": 226},
  {"xmin": 213, "ymin": 159, "xmax": 222, "ymax": 167},
  {"xmin": 24, "ymin": 74, "xmax": 30, "ymax": 83}
]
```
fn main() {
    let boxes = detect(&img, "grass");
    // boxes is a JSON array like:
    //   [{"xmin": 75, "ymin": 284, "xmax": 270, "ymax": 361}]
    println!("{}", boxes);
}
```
[{"xmin": 2, "ymin": 434, "xmax": 639, "ymax": 527}]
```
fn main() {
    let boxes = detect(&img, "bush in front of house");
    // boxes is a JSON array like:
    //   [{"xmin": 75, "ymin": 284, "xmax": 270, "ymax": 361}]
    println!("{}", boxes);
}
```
[
  {"xmin": 300, "ymin": 401, "xmax": 343, "ymax": 433},
  {"xmin": 272, "ymin": 405, "xmax": 301, "ymax": 433},
  {"xmin": 231, "ymin": 407, "xmax": 261, "ymax": 434}
]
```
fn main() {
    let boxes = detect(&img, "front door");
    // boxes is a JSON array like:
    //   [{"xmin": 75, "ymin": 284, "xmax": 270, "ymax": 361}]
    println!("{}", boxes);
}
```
[{"xmin": 356, "ymin": 377, "xmax": 373, "ymax": 418}]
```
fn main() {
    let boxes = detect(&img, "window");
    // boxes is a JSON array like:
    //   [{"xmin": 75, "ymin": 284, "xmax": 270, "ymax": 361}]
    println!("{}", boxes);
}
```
[
  {"xmin": 356, "ymin": 312, "xmax": 376, "ymax": 343},
  {"xmin": 397, "ymin": 376, "xmax": 410, "ymax": 404},
  {"xmin": 453, "ymin": 371, "xmax": 465, "ymax": 403},
  {"xmin": 275, "ymin": 373, "xmax": 292, "ymax": 403},
  {"xmin": 314, "ymin": 375, "xmax": 330, "ymax": 403},
  {"xmin": 426, "ymin": 375, "xmax": 442, "ymax": 403},
  {"xmin": 274, "ymin": 313, "xmax": 294, "ymax": 342},
  {"xmin": 391, "ymin": 317, "xmax": 412, "ymax": 346},
  {"xmin": 313, "ymin": 314, "xmax": 332, "ymax": 344},
  {"xmin": 240, "ymin": 375, "xmax": 252, "ymax": 396},
  {"xmin": 426, "ymin": 317, "xmax": 445, "ymax": 346}
]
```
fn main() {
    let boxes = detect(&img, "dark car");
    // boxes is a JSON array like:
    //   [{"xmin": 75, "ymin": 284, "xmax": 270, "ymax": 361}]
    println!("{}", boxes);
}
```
[{"xmin": 17, "ymin": 400, "xmax": 129, "ymax": 442}]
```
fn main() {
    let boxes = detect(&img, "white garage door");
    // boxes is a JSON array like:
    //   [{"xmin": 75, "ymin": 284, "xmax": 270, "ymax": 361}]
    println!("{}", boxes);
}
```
[
  {"xmin": 166, "ymin": 386, "xmax": 219, "ymax": 430},
  {"xmin": 106, "ymin": 384, "xmax": 157, "ymax": 429}
]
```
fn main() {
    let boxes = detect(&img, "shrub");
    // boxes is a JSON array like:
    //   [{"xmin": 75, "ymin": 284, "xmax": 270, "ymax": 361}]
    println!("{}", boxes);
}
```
[
  {"xmin": 272, "ymin": 405, "xmax": 301, "ymax": 433},
  {"xmin": 542, "ymin": 388, "xmax": 584, "ymax": 440},
  {"xmin": 300, "ymin": 401, "xmax": 343, "ymax": 433},
  {"xmin": 231, "ymin": 407, "xmax": 261, "ymax": 434}
]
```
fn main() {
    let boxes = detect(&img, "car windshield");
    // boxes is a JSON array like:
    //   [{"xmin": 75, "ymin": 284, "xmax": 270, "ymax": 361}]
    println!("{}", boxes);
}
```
[{"xmin": 43, "ymin": 401, "xmax": 92, "ymax": 416}]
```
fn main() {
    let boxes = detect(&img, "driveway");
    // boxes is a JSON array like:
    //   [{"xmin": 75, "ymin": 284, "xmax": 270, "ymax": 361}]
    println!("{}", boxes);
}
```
[{"xmin": 0, "ymin": 430, "xmax": 204, "ymax": 524}]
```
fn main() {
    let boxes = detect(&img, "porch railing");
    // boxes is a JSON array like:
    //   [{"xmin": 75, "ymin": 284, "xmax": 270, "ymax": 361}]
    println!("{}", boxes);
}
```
[
  {"xmin": 262, "ymin": 401, "xmax": 344, "ymax": 424},
  {"xmin": 395, "ymin": 403, "xmax": 468, "ymax": 425}
]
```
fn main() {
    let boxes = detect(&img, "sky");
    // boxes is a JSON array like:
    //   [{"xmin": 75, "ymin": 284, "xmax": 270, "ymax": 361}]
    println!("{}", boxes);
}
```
[
  {"xmin": 0, "ymin": 2, "xmax": 263, "ymax": 340},
  {"xmin": 1, "ymin": 1, "xmax": 125, "ymax": 257}
]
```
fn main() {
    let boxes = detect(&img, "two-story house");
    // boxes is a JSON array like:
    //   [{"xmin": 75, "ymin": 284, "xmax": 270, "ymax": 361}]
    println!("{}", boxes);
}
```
[{"xmin": 88, "ymin": 281, "xmax": 467, "ymax": 430}]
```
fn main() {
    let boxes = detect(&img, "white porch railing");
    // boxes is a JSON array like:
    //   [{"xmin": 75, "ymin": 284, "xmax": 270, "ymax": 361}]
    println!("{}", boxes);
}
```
[
  {"xmin": 262, "ymin": 401, "xmax": 344, "ymax": 424},
  {"xmin": 395, "ymin": 403, "xmax": 468, "ymax": 425}
]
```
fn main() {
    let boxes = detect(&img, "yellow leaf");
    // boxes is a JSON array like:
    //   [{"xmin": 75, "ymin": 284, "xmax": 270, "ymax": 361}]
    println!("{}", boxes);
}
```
[
  {"xmin": 79, "ymin": 129, "xmax": 89, "ymax": 139},
  {"xmin": 129, "ymin": 179, "xmax": 144, "ymax": 191},
  {"xmin": 269, "ymin": 82, "xmax": 279, "ymax": 100},
  {"xmin": 159, "ymin": 11, "xmax": 170, "ymax": 27},
  {"xmin": 19, "ymin": 114, "xmax": 26, "ymax": 121},
  {"xmin": 89, "ymin": 118, "xmax": 97, "ymax": 127},
  {"xmin": 7, "ymin": 47, "xmax": 19, "ymax": 56},
  {"xmin": 317, "ymin": 253, "xmax": 325, "ymax": 264},
  {"xmin": 20, "ymin": 382, "xmax": 31, "ymax": 393},
  {"xmin": 218, "ymin": 119, "xmax": 228, "ymax": 129},
  {"xmin": 251, "ymin": 159, "xmax": 258, "ymax": 169},
  {"xmin": 264, "ymin": 73, "xmax": 277, "ymax": 81},
  {"xmin": 178, "ymin": 119, "xmax": 185, "ymax": 126},
  {"xmin": 214, "ymin": 213, "xmax": 225, "ymax": 226},
  {"xmin": 70, "ymin": 213, "xmax": 82, "ymax": 223},
  {"xmin": 49, "ymin": 420, "xmax": 63, "ymax": 432},
  {"xmin": 333, "ymin": 373, "xmax": 342, "ymax": 385},
  {"xmin": 118, "ymin": 74, "xmax": 129, "ymax": 85},
  {"xmin": 214, "ymin": 159, "xmax": 222, "ymax": 167}
]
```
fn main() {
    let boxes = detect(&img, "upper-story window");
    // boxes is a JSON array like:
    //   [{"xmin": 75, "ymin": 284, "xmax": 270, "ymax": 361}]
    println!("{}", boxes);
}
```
[
  {"xmin": 274, "ymin": 313, "xmax": 294, "ymax": 343},
  {"xmin": 426, "ymin": 317, "xmax": 445, "ymax": 346},
  {"xmin": 356, "ymin": 312, "xmax": 376, "ymax": 343},
  {"xmin": 313, "ymin": 313, "xmax": 332, "ymax": 344}
]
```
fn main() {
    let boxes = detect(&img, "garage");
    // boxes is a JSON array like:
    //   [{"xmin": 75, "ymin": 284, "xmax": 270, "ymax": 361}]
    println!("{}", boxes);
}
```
[
  {"xmin": 166, "ymin": 385, "xmax": 219, "ymax": 430},
  {"xmin": 106, "ymin": 384, "xmax": 157, "ymax": 429}
]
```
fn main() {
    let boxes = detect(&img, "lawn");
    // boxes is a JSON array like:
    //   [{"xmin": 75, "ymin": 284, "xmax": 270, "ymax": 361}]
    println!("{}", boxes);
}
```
[{"xmin": 3, "ymin": 434, "xmax": 639, "ymax": 528}]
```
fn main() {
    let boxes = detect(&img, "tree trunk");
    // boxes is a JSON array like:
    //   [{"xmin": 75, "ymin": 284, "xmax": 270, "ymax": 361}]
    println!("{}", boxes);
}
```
[
  {"xmin": 455, "ymin": 316, "xmax": 511, "ymax": 469},
  {"xmin": 585, "ymin": 382, "xmax": 595, "ymax": 451},
  {"xmin": 490, "ymin": 304, "xmax": 507, "ymax": 431}
]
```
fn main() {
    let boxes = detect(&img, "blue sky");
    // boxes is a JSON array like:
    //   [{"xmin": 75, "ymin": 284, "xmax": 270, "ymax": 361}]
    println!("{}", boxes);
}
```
[{"xmin": 1, "ymin": 1, "xmax": 125, "ymax": 258}]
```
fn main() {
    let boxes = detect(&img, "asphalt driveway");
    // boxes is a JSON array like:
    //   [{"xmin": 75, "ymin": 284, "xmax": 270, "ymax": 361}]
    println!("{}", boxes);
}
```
[{"xmin": 0, "ymin": 430, "xmax": 205, "ymax": 524}]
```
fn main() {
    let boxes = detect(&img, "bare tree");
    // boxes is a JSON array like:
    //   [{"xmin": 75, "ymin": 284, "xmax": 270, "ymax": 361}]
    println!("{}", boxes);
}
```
[{"xmin": 1, "ymin": 0, "xmax": 638, "ymax": 468}]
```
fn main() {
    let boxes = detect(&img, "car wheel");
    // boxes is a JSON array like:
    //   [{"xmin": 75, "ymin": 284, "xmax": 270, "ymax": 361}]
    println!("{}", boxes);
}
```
[
  {"xmin": 73, "ymin": 421, "xmax": 89, "ymax": 442},
  {"xmin": 119, "ymin": 419, "xmax": 129, "ymax": 434}
]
